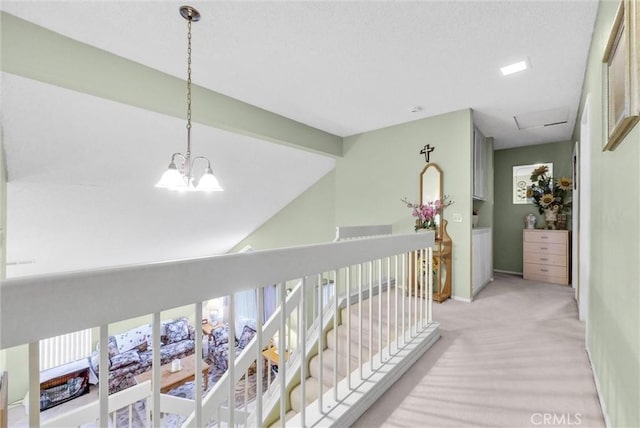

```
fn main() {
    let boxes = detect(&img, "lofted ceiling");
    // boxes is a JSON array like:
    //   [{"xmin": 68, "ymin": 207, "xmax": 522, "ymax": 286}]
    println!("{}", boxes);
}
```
[{"xmin": 0, "ymin": 1, "xmax": 599, "ymax": 277}]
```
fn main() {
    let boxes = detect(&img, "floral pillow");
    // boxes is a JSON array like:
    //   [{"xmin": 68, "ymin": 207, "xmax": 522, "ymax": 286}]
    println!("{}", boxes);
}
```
[
  {"xmin": 237, "ymin": 325, "xmax": 257, "ymax": 349},
  {"xmin": 115, "ymin": 324, "xmax": 152, "ymax": 354},
  {"xmin": 110, "ymin": 349, "xmax": 141, "ymax": 370},
  {"xmin": 165, "ymin": 317, "xmax": 190, "ymax": 344}
]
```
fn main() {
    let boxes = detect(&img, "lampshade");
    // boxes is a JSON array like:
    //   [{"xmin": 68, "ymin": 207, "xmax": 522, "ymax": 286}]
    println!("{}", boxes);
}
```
[
  {"xmin": 197, "ymin": 168, "xmax": 223, "ymax": 192},
  {"xmin": 155, "ymin": 163, "xmax": 187, "ymax": 189}
]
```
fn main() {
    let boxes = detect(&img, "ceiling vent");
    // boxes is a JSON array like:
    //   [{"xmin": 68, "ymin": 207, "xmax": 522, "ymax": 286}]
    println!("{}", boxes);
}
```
[{"xmin": 514, "ymin": 108, "xmax": 568, "ymax": 130}]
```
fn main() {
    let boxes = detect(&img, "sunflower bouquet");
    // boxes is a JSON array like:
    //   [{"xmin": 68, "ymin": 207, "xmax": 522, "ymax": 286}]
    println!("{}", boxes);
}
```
[{"xmin": 527, "ymin": 165, "xmax": 572, "ymax": 215}]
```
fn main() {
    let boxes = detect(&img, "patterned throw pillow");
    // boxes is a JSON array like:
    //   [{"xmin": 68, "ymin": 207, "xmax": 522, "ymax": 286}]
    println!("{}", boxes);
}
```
[
  {"xmin": 237, "ymin": 325, "xmax": 257, "ymax": 349},
  {"xmin": 165, "ymin": 318, "xmax": 189, "ymax": 344},
  {"xmin": 211, "ymin": 326, "xmax": 230, "ymax": 347}
]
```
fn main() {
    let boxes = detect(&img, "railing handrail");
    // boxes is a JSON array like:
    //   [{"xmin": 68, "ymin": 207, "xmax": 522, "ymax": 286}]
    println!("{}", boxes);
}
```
[{"xmin": 0, "ymin": 231, "xmax": 434, "ymax": 350}]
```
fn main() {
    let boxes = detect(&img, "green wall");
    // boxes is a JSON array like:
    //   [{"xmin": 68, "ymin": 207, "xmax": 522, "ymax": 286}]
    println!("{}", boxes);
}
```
[
  {"xmin": 574, "ymin": 1, "xmax": 640, "ymax": 426},
  {"xmin": 493, "ymin": 141, "xmax": 573, "ymax": 273},
  {"xmin": 338, "ymin": 109, "xmax": 474, "ymax": 299},
  {"xmin": 231, "ymin": 171, "xmax": 336, "ymax": 251}
]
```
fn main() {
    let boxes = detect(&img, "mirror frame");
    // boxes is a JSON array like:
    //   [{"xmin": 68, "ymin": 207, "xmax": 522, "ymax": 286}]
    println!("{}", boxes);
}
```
[{"xmin": 419, "ymin": 163, "xmax": 443, "ymax": 206}]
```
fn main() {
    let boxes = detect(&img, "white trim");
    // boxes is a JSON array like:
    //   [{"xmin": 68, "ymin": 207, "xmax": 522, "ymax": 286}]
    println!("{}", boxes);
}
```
[
  {"xmin": 586, "ymin": 347, "xmax": 611, "ymax": 428},
  {"xmin": 578, "ymin": 94, "xmax": 591, "ymax": 326},
  {"xmin": 451, "ymin": 295, "xmax": 472, "ymax": 303}
]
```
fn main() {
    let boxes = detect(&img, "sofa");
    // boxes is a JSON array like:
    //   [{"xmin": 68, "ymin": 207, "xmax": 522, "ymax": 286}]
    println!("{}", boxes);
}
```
[
  {"xmin": 208, "ymin": 323, "xmax": 257, "ymax": 373},
  {"xmin": 89, "ymin": 317, "xmax": 197, "ymax": 393}
]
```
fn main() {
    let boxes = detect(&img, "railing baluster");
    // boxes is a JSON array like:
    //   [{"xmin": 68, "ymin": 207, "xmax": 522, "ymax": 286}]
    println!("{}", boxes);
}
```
[
  {"xmin": 98, "ymin": 324, "xmax": 109, "ymax": 427},
  {"xmin": 368, "ymin": 261, "xmax": 373, "ymax": 371},
  {"xmin": 387, "ymin": 257, "xmax": 391, "ymax": 357},
  {"xmin": 414, "ymin": 250, "xmax": 418, "ymax": 336},
  {"xmin": 279, "ymin": 282, "xmax": 287, "ymax": 427},
  {"xmin": 152, "ymin": 312, "xmax": 161, "ymax": 428},
  {"xmin": 300, "ymin": 276, "xmax": 307, "ymax": 427},
  {"xmin": 401, "ymin": 253, "xmax": 406, "ymax": 347},
  {"xmin": 394, "ymin": 255, "xmax": 399, "ymax": 353},
  {"xmin": 195, "ymin": 301, "xmax": 203, "ymax": 428},
  {"xmin": 377, "ymin": 258, "xmax": 382, "ymax": 366},
  {"xmin": 28, "ymin": 341, "xmax": 39, "ymax": 427},
  {"xmin": 358, "ymin": 263, "xmax": 363, "ymax": 380},
  {"xmin": 333, "ymin": 269, "xmax": 338, "ymax": 402},
  {"xmin": 317, "ymin": 273, "xmax": 323, "ymax": 414},
  {"xmin": 420, "ymin": 248, "xmax": 424, "ymax": 330},
  {"xmin": 346, "ymin": 265, "xmax": 351, "ymax": 391},
  {"xmin": 428, "ymin": 247, "xmax": 433, "ymax": 322},
  {"xmin": 256, "ymin": 286, "xmax": 264, "ymax": 427},
  {"xmin": 229, "ymin": 294, "xmax": 236, "ymax": 428}
]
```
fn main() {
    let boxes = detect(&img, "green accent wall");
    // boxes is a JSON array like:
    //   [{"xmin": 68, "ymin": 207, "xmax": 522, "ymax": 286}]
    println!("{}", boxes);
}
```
[
  {"xmin": 238, "ymin": 109, "xmax": 475, "ymax": 300},
  {"xmin": 574, "ymin": 1, "xmax": 640, "ymax": 426},
  {"xmin": 231, "ymin": 171, "xmax": 336, "ymax": 251},
  {"xmin": 0, "ymin": 12, "xmax": 342, "ymax": 158},
  {"xmin": 493, "ymin": 141, "xmax": 573, "ymax": 273}
]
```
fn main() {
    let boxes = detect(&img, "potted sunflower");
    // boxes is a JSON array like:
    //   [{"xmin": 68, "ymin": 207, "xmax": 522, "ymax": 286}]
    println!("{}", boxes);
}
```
[{"xmin": 527, "ymin": 165, "xmax": 572, "ymax": 229}]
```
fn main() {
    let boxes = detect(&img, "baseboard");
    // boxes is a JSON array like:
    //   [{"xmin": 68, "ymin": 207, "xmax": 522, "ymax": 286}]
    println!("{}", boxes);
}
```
[
  {"xmin": 586, "ymin": 347, "xmax": 611, "ymax": 428},
  {"xmin": 452, "ymin": 295, "xmax": 472, "ymax": 303},
  {"xmin": 493, "ymin": 269, "xmax": 523, "ymax": 276}
]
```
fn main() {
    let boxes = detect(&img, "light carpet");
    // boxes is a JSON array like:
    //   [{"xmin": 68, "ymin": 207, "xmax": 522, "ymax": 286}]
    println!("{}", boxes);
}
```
[{"xmin": 352, "ymin": 273, "xmax": 605, "ymax": 428}]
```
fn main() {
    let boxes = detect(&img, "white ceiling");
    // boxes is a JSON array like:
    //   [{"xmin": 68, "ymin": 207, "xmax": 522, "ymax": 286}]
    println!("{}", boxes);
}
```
[{"xmin": 0, "ymin": 1, "xmax": 599, "ymax": 277}]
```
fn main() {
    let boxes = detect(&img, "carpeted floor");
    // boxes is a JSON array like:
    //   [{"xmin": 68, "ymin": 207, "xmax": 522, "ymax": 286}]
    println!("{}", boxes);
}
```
[{"xmin": 352, "ymin": 273, "xmax": 605, "ymax": 428}]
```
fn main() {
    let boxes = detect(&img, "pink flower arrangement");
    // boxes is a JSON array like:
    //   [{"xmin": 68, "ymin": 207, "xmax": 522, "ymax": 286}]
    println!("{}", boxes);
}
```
[{"xmin": 401, "ymin": 195, "xmax": 454, "ymax": 231}]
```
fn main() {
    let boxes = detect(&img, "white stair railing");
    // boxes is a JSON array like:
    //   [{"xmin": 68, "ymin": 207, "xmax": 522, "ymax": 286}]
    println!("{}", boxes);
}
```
[{"xmin": 0, "ymin": 228, "xmax": 435, "ymax": 427}]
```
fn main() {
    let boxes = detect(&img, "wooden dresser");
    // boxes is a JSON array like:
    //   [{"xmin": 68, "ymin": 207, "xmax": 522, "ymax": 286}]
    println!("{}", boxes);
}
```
[{"xmin": 523, "ymin": 229, "xmax": 570, "ymax": 285}]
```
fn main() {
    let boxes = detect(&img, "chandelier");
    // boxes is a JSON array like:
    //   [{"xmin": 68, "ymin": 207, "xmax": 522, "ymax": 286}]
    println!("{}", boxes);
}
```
[{"xmin": 156, "ymin": 5, "xmax": 223, "ymax": 192}]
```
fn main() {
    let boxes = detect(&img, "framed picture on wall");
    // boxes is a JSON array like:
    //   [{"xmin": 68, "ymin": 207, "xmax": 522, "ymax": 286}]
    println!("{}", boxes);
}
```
[
  {"xmin": 602, "ymin": 0, "xmax": 639, "ymax": 151},
  {"xmin": 513, "ymin": 163, "xmax": 553, "ymax": 204}
]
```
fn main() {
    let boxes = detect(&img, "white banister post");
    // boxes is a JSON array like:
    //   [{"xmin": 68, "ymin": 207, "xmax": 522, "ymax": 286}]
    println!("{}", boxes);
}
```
[
  {"xmin": 228, "ymin": 294, "xmax": 236, "ymax": 428},
  {"xmin": 386, "ymin": 257, "xmax": 391, "ymax": 359},
  {"xmin": 300, "ymin": 276, "xmax": 307, "ymax": 427},
  {"xmin": 194, "ymin": 301, "xmax": 203, "ymax": 428},
  {"xmin": 346, "ymin": 265, "xmax": 351, "ymax": 391},
  {"xmin": 333, "ymin": 269, "xmax": 338, "ymax": 402},
  {"xmin": 377, "ymin": 259, "xmax": 382, "ymax": 366},
  {"xmin": 420, "ymin": 248, "xmax": 425, "ymax": 330},
  {"xmin": 368, "ymin": 261, "xmax": 373, "ymax": 372},
  {"xmin": 28, "ymin": 341, "xmax": 39, "ymax": 428},
  {"xmin": 256, "ymin": 287, "xmax": 264, "ymax": 427},
  {"xmin": 428, "ymin": 247, "xmax": 433, "ymax": 323},
  {"xmin": 99, "ymin": 325, "xmax": 109, "ymax": 427},
  {"xmin": 279, "ymin": 282, "xmax": 287, "ymax": 427},
  {"xmin": 357, "ymin": 264, "xmax": 363, "ymax": 381},
  {"xmin": 317, "ymin": 274, "xmax": 323, "ymax": 414},
  {"xmin": 401, "ymin": 253, "xmax": 406, "ymax": 347},
  {"xmin": 152, "ymin": 312, "xmax": 161, "ymax": 428}
]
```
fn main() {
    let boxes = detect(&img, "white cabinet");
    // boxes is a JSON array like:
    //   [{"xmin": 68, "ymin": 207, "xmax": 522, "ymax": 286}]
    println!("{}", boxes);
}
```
[
  {"xmin": 473, "ymin": 127, "xmax": 487, "ymax": 200},
  {"xmin": 472, "ymin": 227, "xmax": 492, "ymax": 296}
]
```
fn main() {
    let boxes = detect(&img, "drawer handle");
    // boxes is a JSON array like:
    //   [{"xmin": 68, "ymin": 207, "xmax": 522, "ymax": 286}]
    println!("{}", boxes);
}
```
[
  {"xmin": 540, "ymin": 269, "xmax": 548, "ymax": 272},
  {"xmin": 540, "ymin": 247, "xmax": 548, "ymax": 250},
  {"xmin": 541, "ymin": 236, "xmax": 549, "ymax": 239},
  {"xmin": 540, "ymin": 258, "xmax": 548, "ymax": 261}
]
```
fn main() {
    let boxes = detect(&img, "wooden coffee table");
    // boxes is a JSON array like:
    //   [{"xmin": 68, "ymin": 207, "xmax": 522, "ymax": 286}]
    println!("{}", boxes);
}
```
[{"xmin": 134, "ymin": 354, "xmax": 209, "ymax": 393}]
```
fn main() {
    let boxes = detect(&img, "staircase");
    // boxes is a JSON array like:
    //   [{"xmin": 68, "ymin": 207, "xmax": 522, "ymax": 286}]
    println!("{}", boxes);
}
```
[{"xmin": 270, "ymin": 284, "xmax": 429, "ymax": 427}]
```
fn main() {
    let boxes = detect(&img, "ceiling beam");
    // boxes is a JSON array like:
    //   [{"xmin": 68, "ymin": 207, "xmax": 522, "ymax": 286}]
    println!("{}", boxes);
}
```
[{"xmin": 0, "ymin": 12, "xmax": 342, "ymax": 158}]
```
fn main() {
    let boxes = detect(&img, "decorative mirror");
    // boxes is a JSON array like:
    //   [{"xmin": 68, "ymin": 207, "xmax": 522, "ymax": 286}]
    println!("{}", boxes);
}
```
[
  {"xmin": 420, "ymin": 163, "xmax": 443, "ymax": 206},
  {"xmin": 415, "ymin": 162, "xmax": 452, "ymax": 303}
]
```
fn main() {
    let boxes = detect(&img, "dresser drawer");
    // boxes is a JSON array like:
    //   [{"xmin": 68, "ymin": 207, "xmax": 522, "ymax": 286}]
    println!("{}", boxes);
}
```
[
  {"xmin": 524, "ymin": 263, "xmax": 567, "ymax": 279},
  {"xmin": 523, "ymin": 230, "xmax": 567, "ymax": 244},
  {"xmin": 524, "ymin": 242, "xmax": 566, "ymax": 256},
  {"xmin": 523, "ymin": 270, "xmax": 569, "ymax": 285},
  {"xmin": 523, "ymin": 253, "xmax": 567, "ymax": 267}
]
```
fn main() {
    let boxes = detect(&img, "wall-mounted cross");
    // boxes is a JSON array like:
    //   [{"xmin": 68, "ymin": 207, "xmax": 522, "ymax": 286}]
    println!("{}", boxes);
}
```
[{"xmin": 420, "ymin": 144, "xmax": 435, "ymax": 163}]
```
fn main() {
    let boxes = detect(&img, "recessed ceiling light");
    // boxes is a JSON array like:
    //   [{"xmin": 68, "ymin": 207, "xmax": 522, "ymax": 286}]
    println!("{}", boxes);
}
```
[{"xmin": 501, "ymin": 60, "xmax": 528, "ymax": 76}]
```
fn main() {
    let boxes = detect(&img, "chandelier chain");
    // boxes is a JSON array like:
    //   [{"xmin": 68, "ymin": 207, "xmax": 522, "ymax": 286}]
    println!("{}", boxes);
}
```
[{"xmin": 186, "ymin": 18, "xmax": 193, "ymax": 157}]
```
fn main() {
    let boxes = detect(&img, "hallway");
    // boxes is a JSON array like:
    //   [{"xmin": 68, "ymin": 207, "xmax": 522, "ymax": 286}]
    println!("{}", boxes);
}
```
[{"xmin": 353, "ymin": 273, "xmax": 604, "ymax": 428}]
